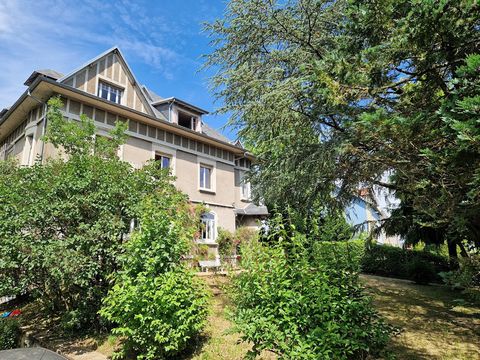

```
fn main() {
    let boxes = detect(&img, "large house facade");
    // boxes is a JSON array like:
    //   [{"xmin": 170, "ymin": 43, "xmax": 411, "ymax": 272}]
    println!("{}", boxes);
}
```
[{"xmin": 0, "ymin": 47, "xmax": 268, "ymax": 254}]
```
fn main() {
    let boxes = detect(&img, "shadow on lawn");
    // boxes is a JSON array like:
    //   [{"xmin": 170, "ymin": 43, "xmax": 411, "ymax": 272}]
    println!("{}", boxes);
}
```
[{"xmin": 361, "ymin": 274, "xmax": 480, "ymax": 360}]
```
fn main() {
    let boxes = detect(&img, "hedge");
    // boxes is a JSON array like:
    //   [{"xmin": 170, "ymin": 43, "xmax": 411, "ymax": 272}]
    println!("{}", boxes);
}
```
[
  {"xmin": 313, "ymin": 239, "xmax": 365, "ymax": 273},
  {"xmin": 314, "ymin": 241, "xmax": 451, "ymax": 283},
  {"xmin": 361, "ymin": 244, "xmax": 451, "ymax": 282},
  {"xmin": 0, "ymin": 318, "xmax": 20, "ymax": 350}
]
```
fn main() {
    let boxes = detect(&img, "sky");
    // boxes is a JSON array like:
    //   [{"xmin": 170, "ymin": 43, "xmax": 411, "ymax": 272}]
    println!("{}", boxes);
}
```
[{"xmin": 0, "ymin": 0, "xmax": 237, "ymax": 139}]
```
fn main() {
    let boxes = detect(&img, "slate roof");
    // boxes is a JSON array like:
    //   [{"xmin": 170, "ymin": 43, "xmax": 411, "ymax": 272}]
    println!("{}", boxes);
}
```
[
  {"xmin": 234, "ymin": 203, "xmax": 269, "ymax": 216},
  {"xmin": 16, "ymin": 47, "xmax": 233, "ymax": 144},
  {"xmin": 24, "ymin": 69, "xmax": 64, "ymax": 86},
  {"xmin": 201, "ymin": 122, "xmax": 231, "ymax": 143},
  {"xmin": 142, "ymin": 86, "xmax": 163, "ymax": 103}
]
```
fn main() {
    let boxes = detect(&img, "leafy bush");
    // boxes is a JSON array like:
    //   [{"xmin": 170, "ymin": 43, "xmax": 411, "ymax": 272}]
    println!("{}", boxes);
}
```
[
  {"xmin": 229, "ymin": 213, "xmax": 391, "ymax": 359},
  {"xmin": 313, "ymin": 239, "xmax": 365, "ymax": 273},
  {"xmin": 362, "ymin": 244, "xmax": 450, "ymax": 282},
  {"xmin": 217, "ymin": 227, "xmax": 257, "ymax": 257},
  {"xmin": 406, "ymin": 257, "xmax": 437, "ymax": 285},
  {"xmin": 100, "ymin": 190, "xmax": 210, "ymax": 359},
  {"xmin": 441, "ymin": 255, "xmax": 480, "ymax": 302},
  {"xmin": 0, "ymin": 319, "xmax": 20, "ymax": 350},
  {"xmin": 217, "ymin": 228, "xmax": 236, "ymax": 257},
  {"xmin": 0, "ymin": 97, "xmax": 174, "ymax": 329}
]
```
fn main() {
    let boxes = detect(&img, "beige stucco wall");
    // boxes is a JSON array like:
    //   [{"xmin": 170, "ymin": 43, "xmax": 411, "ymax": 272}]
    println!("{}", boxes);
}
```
[
  {"xmin": 32, "ymin": 119, "xmax": 45, "ymax": 160},
  {"xmin": 12, "ymin": 136, "xmax": 25, "ymax": 161},
  {"xmin": 174, "ymin": 150, "xmax": 236, "ymax": 207},
  {"xmin": 122, "ymin": 137, "xmax": 152, "ymax": 169},
  {"xmin": 207, "ymin": 205, "xmax": 236, "ymax": 233},
  {"xmin": 174, "ymin": 150, "xmax": 197, "ymax": 198}
]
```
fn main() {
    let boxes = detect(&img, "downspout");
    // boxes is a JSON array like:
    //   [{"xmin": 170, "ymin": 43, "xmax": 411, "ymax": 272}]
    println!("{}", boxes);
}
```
[
  {"xmin": 39, "ymin": 102, "xmax": 48, "ymax": 164},
  {"xmin": 27, "ymin": 89, "xmax": 48, "ymax": 163},
  {"xmin": 168, "ymin": 101, "xmax": 173, "ymax": 123}
]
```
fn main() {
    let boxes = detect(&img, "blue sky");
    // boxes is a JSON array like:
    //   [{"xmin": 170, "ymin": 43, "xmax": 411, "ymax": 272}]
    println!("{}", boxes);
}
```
[{"xmin": 0, "ymin": 0, "xmax": 237, "ymax": 139}]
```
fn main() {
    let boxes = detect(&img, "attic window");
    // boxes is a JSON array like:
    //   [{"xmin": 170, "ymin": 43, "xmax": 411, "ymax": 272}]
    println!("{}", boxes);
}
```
[
  {"xmin": 178, "ymin": 111, "xmax": 197, "ymax": 131},
  {"xmin": 98, "ymin": 82, "xmax": 123, "ymax": 104}
]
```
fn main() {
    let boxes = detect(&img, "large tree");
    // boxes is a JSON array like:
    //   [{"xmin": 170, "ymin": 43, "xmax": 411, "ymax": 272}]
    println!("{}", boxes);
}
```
[
  {"xmin": 205, "ymin": 0, "xmax": 480, "ymax": 257},
  {"xmin": 0, "ymin": 97, "xmax": 177, "ymax": 329}
]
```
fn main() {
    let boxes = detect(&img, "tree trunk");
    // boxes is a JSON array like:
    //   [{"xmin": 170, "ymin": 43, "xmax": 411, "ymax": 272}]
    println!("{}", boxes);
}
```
[{"xmin": 447, "ymin": 240, "xmax": 459, "ymax": 269}]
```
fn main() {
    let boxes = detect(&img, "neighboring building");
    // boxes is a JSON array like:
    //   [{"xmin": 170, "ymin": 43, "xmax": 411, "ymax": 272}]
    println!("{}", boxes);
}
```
[
  {"xmin": 346, "ymin": 188, "xmax": 403, "ymax": 247},
  {"xmin": 0, "ymin": 47, "xmax": 268, "ymax": 256}
]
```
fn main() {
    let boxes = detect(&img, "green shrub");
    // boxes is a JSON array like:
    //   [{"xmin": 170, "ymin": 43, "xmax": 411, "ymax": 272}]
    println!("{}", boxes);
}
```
[
  {"xmin": 406, "ymin": 257, "xmax": 437, "ymax": 285},
  {"xmin": 362, "ymin": 244, "xmax": 450, "ymax": 282},
  {"xmin": 313, "ymin": 239, "xmax": 365, "ymax": 273},
  {"xmin": 217, "ymin": 227, "xmax": 257, "ymax": 257},
  {"xmin": 441, "ymin": 255, "xmax": 480, "ymax": 302},
  {"xmin": 229, "ymin": 213, "xmax": 391, "ymax": 359},
  {"xmin": 100, "ymin": 190, "xmax": 210, "ymax": 359},
  {"xmin": 217, "ymin": 228, "xmax": 236, "ymax": 257},
  {"xmin": 0, "ymin": 97, "xmax": 174, "ymax": 329},
  {"xmin": 0, "ymin": 319, "xmax": 20, "ymax": 350}
]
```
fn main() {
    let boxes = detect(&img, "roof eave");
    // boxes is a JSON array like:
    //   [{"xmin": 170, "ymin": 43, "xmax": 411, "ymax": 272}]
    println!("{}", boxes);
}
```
[
  {"xmin": 0, "ymin": 77, "xmax": 247, "ymax": 155},
  {"xmin": 152, "ymin": 97, "xmax": 209, "ymax": 115}
]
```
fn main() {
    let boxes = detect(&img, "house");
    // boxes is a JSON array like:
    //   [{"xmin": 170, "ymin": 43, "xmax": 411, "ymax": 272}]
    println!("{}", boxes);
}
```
[
  {"xmin": 0, "ymin": 47, "xmax": 268, "ymax": 257},
  {"xmin": 346, "ymin": 188, "xmax": 403, "ymax": 247}
]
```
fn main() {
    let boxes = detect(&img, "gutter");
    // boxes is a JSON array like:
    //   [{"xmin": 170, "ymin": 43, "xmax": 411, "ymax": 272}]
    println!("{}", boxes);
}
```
[
  {"xmin": 0, "ymin": 90, "xmax": 29, "ymax": 127},
  {"xmin": 0, "ymin": 77, "xmax": 255, "ymax": 160},
  {"xmin": 152, "ymin": 97, "xmax": 209, "ymax": 115}
]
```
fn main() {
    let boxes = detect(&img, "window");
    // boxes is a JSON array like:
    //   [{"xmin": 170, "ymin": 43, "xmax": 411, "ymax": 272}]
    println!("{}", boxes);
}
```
[
  {"xmin": 241, "ymin": 173, "xmax": 251, "ymax": 200},
  {"xmin": 201, "ymin": 212, "xmax": 216, "ymax": 243},
  {"xmin": 155, "ymin": 153, "xmax": 171, "ymax": 169},
  {"xmin": 199, "ymin": 165, "xmax": 212, "ymax": 189},
  {"xmin": 98, "ymin": 82, "xmax": 123, "ymax": 104},
  {"xmin": 178, "ymin": 111, "xmax": 197, "ymax": 130}
]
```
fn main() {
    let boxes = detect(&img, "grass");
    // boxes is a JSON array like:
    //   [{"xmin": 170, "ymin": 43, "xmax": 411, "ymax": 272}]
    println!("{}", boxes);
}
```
[
  {"xmin": 185, "ymin": 274, "xmax": 480, "ymax": 360},
  {"xmin": 180, "ymin": 275, "xmax": 276, "ymax": 360},
  {"xmin": 4, "ymin": 274, "xmax": 479, "ymax": 359},
  {"xmin": 361, "ymin": 274, "xmax": 480, "ymax": 360}
]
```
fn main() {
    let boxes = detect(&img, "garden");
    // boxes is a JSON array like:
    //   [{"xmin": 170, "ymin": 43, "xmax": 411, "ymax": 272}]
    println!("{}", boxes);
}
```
[{"xmin": 2, "ymin": 0, "xmax": 480, "ymax": 359}]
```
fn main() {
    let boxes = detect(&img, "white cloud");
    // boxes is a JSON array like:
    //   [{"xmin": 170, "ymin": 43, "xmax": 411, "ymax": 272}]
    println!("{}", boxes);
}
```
[{"xmin": 0, "ymin": 0, "xmax": 182, "ymax": 107}]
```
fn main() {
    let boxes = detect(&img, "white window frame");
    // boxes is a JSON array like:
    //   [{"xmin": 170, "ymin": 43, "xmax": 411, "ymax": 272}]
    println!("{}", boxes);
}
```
[
  {"xmin": 152, "ymin": 145, "xmax": 176, "ymax": 176},
  {"xmin": 240, "ymin": 171, "xmax": 251, "ymax": 200},
  {"xmin": 200, "ymin": 211, "xmax": 217, "ymax": 243},
  {"xmin": 155, "ymin": 153, "xmax": 172, "ymax": 170},
  {"xmin": 200, "ymin": 165, "xmax": 212, "ymax": 190},
  {"xmin": 198, "ymin": 157, "xmax": 216, "ymax": 193},
  {"xmin": 176, "ymin": 107, "xmax": 200, "ymax": 132},
  {"xmin": 97, "ymin": 81, "xmax": 123, "ymax": 105}
]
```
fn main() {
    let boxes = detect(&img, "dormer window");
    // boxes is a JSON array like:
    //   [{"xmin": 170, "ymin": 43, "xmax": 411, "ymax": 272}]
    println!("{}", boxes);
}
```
[
  {"xmin": 98, "ymin": 81, "xmax": 123, "ymax": 104},
  {"xmin": 178, "ymin": 110, "xmax": 197, "ymax": 130}
]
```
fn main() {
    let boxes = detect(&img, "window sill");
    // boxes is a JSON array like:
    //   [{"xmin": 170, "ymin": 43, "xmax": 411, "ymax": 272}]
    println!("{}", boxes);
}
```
[
  {"xmin": 199, "ymin": 188, "xmax": 216, "ymax": 194},
  {"xmin": 195, "ymin": 239, "xmax": 218, "ymax": 245}
]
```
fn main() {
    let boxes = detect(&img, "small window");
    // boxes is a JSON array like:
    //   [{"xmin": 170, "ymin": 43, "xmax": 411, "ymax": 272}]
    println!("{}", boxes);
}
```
[
  {"xmin": 240, "ymin": 172, "xmax": 251, "ymax": 200},
  {"xmin": 178, "ymin": 111, "xmax": 197, "ymax": 130},
  {"xmin": 200, "ymin": 165, "xmax": 212, "ymax": 189},
  {"xmin": 155, "ymin": 153, "xmax": 171, "ymax": 169},
  {"xmin": 98, "ymin": 82, "xmax": 123, "ymax": 104},
  {"xmin": 201, "ymin": 212, "xmax": 216, "ymax": 242}
]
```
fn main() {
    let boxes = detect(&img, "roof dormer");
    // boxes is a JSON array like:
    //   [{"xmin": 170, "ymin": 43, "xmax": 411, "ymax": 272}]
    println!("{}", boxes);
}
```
[{"xmin": 151, "ymin": 97, "xmax": 208, "ymax": 133}]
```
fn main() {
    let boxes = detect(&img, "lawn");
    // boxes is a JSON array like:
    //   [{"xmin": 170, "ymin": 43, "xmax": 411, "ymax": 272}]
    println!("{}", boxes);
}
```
[
  {"xmin": 4, "ymin": 273, "xmax": 479, "ymax": 359},
  {"xmin": 185, "ymin": 274, "xmax": 480, "ymax": 360},
  {"xmin": 361, "ymin": 274, "xmax": 480, "ymax": 360},
  {"xmin": 178, "ymin": 274, "xmax": 480, "ymax": 359}
]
